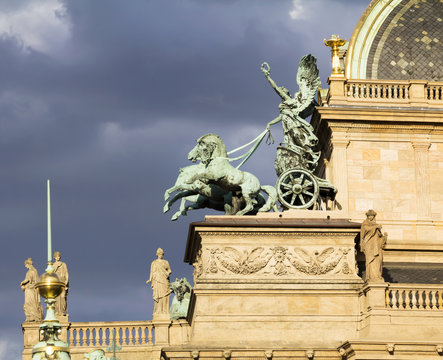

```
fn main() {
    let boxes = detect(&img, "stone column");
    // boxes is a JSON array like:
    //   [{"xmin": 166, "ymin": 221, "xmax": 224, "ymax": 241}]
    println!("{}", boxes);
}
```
[
  {"xmin": 330, "ymin": 134, "xmax": 350, "ymax": 215},
  {"xmin": 412, "ymin": 140, "xmax": 431, "ymax": 220}
]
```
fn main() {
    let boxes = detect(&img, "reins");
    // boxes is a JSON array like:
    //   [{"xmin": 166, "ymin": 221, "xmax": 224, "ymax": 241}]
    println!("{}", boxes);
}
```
[{"xmin": 222, "ymin": 128, "xmax": 274, "ymax": 169}]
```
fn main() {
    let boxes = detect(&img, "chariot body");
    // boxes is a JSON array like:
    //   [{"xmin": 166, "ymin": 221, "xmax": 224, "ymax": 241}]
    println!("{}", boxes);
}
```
[{"xmin": 274, "ymin": 144, "xmax": 337, "ymax": 210}]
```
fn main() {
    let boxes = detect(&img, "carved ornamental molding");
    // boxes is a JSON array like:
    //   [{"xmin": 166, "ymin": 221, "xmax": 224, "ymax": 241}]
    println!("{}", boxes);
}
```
[
  {"xmin": 197, "ymin": 231, "xmax": 356, "ymax": 238},
  {"xmin": 193, "ymin": 245, "xmax": 356, "ymax": 279}
]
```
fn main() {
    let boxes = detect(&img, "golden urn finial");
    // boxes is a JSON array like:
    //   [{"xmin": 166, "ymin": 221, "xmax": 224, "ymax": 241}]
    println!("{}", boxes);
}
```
[{"xmin": 324, "ymin": 35, "xmax": 347, "ymax": 75}]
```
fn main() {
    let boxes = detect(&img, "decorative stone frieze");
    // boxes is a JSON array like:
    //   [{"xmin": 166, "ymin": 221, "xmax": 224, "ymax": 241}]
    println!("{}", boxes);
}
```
[{"xmin": 200, "ymin": 245, "xmax": 355, "ymax": 279}]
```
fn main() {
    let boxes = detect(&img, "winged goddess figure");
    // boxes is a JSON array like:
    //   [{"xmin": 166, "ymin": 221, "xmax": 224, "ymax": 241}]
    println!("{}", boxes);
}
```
[{"xmin": 261, "ymin": 55, "xmax": 321, "ymax": 163}]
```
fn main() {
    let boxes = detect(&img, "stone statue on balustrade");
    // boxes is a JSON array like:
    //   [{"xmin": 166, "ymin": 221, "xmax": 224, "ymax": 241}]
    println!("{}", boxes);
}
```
[
  {"xmin": 53, "ymin": 251, "xmax": 69, "ymax": 317},
  {"xmin": 360, "ymin": 210, "xmax": 387, "ymax": 282},
  {"xmin": 147, "ymin": 248, "xmax": 171, "ymax": 318},
  {"xmin": 170, "ymin": 277, "xmax": 192, "ymax": 320},
  {"xmin": 20, "ymin": 257, "xmax": 43, "ymax": 322},
  {"xmin": 84, "ymin": 349, "xmax": 110, "ymax": 360}
]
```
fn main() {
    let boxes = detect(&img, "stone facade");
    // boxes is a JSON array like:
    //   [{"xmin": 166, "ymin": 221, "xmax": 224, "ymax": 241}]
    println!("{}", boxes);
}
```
[{"xmin": 313, "ymin": 78, "xmax": 443, "ymax": 267}]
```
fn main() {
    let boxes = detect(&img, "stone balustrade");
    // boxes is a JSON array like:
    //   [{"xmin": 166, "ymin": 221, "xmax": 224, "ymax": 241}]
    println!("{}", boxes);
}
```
[
  {"xmin": 67, "ymin": 321, "xmax": 154, "ymax": 347},
  {"xmin": 426, "ymin": 83, "xmax": 443, "ymax": 101},
  {"xmin": 326, "ymin": 77, "xmax": 443, "ymax": 108},
  {"xmin": 346, "ymin": 80, "xmax": 409, "ymax": 101},
  {"xmin": 22, "ymin": 319, "xmax": 190, "ymax": 360},
  {"xmin": 386, "ymin": 285, "xmax": 443, "ymax": 310}
]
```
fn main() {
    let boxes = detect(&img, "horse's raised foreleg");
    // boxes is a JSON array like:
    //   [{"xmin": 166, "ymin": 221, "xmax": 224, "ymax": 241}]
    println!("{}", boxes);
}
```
[
  {"xmin": 164, "ymin": 190, "xmax": 196, "ymax": 213},
  {"xmin": 171, "ymin": 195, "xmax": 205, "ymax": 221},
  {"xmin": 171, "ymin": 198, "xmax": 188, "ymax": 221},
  {"xmin": 164, "ymin": 185, "xmax": 180, "ymax": 201},
  {"xmin": 165, "ymin": 184, "xmax": 196, "ymax": 201}
]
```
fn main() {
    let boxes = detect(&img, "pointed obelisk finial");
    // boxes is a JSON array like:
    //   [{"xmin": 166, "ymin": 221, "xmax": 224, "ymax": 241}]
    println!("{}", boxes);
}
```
[{"xmin": 46, "ymin": 180, "xmax": 54, "ymax": 273}]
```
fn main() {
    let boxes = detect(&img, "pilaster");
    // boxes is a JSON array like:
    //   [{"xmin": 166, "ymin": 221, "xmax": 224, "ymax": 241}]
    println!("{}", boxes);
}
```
[
  {"xmin": 330, "ymin": 135, "xmax": 350, "ymax": 215},
  {"xmin": 411, "ymin": 139, "xmax": 431, "ymax": 220}
]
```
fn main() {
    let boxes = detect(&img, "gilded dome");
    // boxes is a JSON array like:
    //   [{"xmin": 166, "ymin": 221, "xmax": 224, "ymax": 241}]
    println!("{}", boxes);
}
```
[{"xmin": 346, "ymin": 0, "xmax": 443, "ymax": 80}]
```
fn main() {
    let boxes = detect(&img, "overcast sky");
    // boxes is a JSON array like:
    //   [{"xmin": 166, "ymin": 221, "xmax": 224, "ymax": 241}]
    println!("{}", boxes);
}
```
[{"xmin": 0, "ymin": 0, "xmax": 368, "ymax": 358}]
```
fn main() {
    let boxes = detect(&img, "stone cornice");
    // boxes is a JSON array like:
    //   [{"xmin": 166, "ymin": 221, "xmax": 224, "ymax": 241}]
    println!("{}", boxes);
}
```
[
  {"xmin": 198, "ymin": 231, "xmax": 356, "ymax": 237},
  {"xmin": 317, "ymin": 106, "xmax": 443, "ymax": 124}
]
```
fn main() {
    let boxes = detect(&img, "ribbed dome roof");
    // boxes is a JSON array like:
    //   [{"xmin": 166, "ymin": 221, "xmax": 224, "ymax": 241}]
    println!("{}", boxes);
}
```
[{"xmin": 346, "ymin": 0, "xmax": 443, "ymax": 80}]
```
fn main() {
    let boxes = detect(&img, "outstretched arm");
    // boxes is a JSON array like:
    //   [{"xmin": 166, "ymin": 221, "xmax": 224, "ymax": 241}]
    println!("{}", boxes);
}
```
[
  {"xmin": 261, "ymin": 62, "xmax": 291, "ymax": 101},
  {"xmin": 266, "ymin": 115, "xmax": 282, "ymax": 130}
]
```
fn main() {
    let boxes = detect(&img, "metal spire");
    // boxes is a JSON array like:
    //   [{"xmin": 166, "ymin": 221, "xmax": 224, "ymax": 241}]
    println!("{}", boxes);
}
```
[{"xmin": 46, "ymin": 180, "xmax": 54, "ymax": 273}]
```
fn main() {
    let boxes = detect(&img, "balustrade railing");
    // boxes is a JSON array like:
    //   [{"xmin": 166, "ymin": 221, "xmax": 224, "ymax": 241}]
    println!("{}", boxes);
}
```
[
  {"xmin": 426, "ymin": 82, "xmax": 443, "ymax": 101},
  {"xmin": 346, "ymin": 80, "xmax": 409, "ymax": 101},
  {"xmin": 386, "ymin": 285, "xmax": 443, "ymax": 310},
  {"xmin": 328, "ymin": 78, "xmax": 443, "ymax": 106},
  {"xmin": 67, "ymin": 321, "xmax": 154, "ymax": 348}
]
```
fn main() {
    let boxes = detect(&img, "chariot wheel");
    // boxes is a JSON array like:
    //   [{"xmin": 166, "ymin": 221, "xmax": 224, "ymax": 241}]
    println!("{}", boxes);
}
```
[{"xmin": 276, "ymin": 168, "xmax": 319, "ymax": 209}]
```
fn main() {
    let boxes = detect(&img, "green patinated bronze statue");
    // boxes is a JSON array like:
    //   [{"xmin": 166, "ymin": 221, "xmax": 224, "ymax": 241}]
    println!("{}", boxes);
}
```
[
  {"xmin": 261, "ymin": 55, "xmax": 321, "ymax": 167},
  {"xmin": 262, "ymin": 55, "xmax": 337, "ymax": 210},
  {"xmin": 170, "ymin": 278, "xmax": 192, "ymax": 320},
  {"xmin": 164, "ymin": 133, "xmax": 278, "ymax": 220},
  {"xmin": 164, "ymin": 55, "xmax": 337, "ymax": 218},
  {"xmin": 84, "ymin": 349, "xmax": 110, "ymax": 360}
]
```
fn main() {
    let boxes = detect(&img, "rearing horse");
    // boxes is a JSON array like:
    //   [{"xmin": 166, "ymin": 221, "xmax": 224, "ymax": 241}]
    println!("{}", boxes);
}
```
[{"xmin": 187, "ymin": 134, "xmax": 272, "ymax": 216}]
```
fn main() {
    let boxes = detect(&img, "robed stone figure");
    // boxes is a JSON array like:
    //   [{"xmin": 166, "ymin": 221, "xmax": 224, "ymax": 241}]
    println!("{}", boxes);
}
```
[
  {"xmin": 53, "ymin": 251, "xmax": 69, "ymax": 317},
  {"xmin": 147, "ymin": 248, "xmax": 171, "ymax": 317},
  {"xmin": 21, "ymin": 258, "xmax": 43, "ymax": 322},
  {"xmin": 360, "ymin": 210, "xmax": 387, "ymax": 282}
]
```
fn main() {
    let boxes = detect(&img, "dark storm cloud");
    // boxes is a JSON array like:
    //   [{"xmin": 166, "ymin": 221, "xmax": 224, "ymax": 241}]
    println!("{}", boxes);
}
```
[{"xmin": 0, "ymin": 0, "xmax": 368, "ymax": 357}]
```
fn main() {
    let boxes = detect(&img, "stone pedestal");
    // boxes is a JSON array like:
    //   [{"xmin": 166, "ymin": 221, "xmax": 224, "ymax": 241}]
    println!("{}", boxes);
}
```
[
  {"xmin": 184, "ymin": 213, "xmax": 363, "ymax": 348},
  {"xmin": 22, "ymin": 322, "xmax": 43, "ymax": 360},
  {"xmin": 153, "ymin": 319, "xmax": 172, "ymax": 345},
  {"xmin": 22, "ymin": 320, "xmax": 71, "ymax": 360},
  {"xmin": 169, "ymin": 319, "xmax": 191, "ymax": 346}
]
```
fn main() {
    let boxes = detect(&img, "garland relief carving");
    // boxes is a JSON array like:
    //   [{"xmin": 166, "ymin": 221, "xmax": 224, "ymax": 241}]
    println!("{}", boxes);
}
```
[{"xmin": 198, "ymin": 245, "xmax": 356, "ymax": 278}]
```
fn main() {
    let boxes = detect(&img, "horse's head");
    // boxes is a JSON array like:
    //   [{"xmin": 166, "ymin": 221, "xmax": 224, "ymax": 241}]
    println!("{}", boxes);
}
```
[
  {"xmin": 188, "ymin": 133, "xmax": 227, "ymax": 165},
  {"xmin": 171, "ymin": 277, "xmax": 191, "ymax": 302}
]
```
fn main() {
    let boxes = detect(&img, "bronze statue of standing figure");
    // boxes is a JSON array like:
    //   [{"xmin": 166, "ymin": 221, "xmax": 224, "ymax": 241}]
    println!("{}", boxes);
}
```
[
  {"xmin": 20, "ymin": 258, "xmax": 43, "ymax": 322},
  {"xmin": 360, "ymin": 210, "xmax": 387, "ymax": 282}
]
